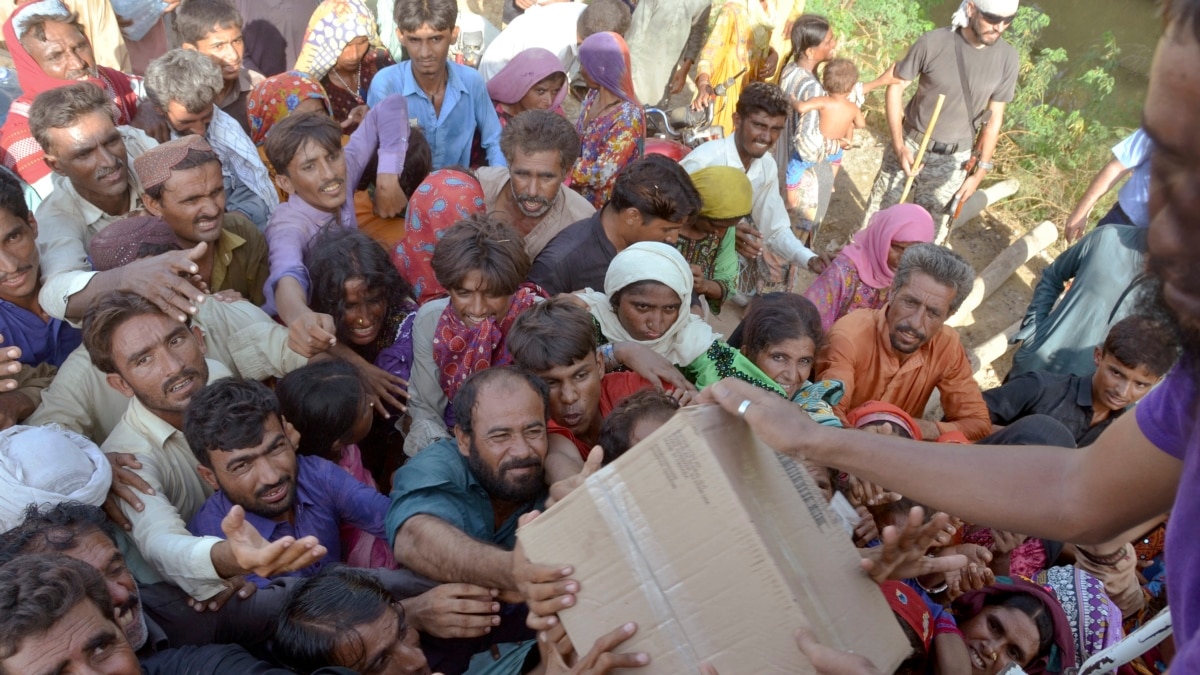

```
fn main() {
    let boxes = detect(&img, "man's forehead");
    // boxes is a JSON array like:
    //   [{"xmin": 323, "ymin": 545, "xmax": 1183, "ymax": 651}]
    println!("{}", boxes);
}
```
[
  {"xmin": 51, "ymin": 112, "xmax": 117, "ymax": 147},
  {"xmin": 111, "ymin": 313, "xmax": 188, "ymax": 355}
]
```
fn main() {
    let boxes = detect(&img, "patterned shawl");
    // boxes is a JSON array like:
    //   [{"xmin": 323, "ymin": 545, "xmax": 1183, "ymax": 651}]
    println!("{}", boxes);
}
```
[
  {"xmin": 392, "ymin": 169, "xmax": 486, "ymax": 304},
  {"xmin": 246, "ymin": 71, "xmax": 333, "ymax": 146},
  {"xmin": 293, "ymin": 0, "xmax": 383, "ymax": 81}
]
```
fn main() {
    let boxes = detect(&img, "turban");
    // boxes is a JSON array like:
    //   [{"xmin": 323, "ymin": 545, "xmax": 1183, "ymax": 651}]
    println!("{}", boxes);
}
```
[
  {"xmin": 89, "ymin": 214, "xmax": 179, "ymax": 271},
  {"xmin": 688, "ymin": 166, "xmax": 752, "ymax": 220},
  {"xmin": 0, "ymin": 424, "xmax": 112, "ymax": 531},
  {"xmin": 133, "ymin": 135, "xmax": 214, "ymax": 192},
  {"xmin": 951, "ymin": 0, "xmax": 1019, "ymax": 28}
]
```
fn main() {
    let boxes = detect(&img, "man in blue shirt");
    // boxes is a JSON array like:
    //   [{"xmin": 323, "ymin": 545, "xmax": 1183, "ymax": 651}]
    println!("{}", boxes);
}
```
[
  {"xmin": 185, "ymin": 377, "xmax": 392, "ymax": 586},
  {"xmin": 0, "ymin": 168, "xmax": 81, "ymax": 428},
  {"xmin": 1063, "ymin": 128, "xmax": 1153, "ymax": 242},
  {"xmin": 367, "ymin": 0, "xmax": 505, "ymax": 169}
]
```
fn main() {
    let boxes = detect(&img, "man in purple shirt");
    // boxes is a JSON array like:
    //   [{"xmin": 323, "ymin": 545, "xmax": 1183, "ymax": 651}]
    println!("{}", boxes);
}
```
[
  {"xmin": 261, "ymin": 95, "xmax": 409, "ymax": 358},
  {"xmin": 185, "ymin": 377, "xmax": 392, "ymax": 586}
]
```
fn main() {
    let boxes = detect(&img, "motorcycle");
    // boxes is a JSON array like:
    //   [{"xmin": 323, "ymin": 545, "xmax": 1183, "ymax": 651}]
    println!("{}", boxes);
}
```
[{"xmin": 644, "ymin": 68, "xmax": 745, "ymax": 161}]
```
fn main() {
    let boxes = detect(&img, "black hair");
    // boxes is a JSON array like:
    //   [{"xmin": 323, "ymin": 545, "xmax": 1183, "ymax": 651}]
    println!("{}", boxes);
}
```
[
  {"xmin": 597, "ymin": 389, "xmax": 679, "ymax": 463},
  {"xmin": 508, "ymin": 297, "xmax": 598, "ymax": 372},
  {"xmin": 431, "ymin": 213, "xmax": 530, "ymax": 297},
  {"xmin": 174, "ymin": 0, "xmax": 243, "ymax": 46},
  {"xmin": 822, "ymin": 58, "xmax": 859, "ymax": 95},
  {"xmin": 0, "ymin": 167, "xmax": 30, "ymax": 223},
  {"xmin": 0, "ymin": 503, "xmax": 116, "ymax": 568},
  {"xmin": 785, "ymin": 14, "xmax": 832, "ymax": 66},
  {"xmin": 264, "ymin": 111, "xmax": 343, "ymax": 177},
  {"xmin": 1102, "ymin": 314, "xmax": 1180, "ymax": 377},
  {"xmin": 982, "ymin": 592, "xmax": 1056, "ymax": 664},
  {"xmin": 183, "ymin": 377, "xmax": 280, "ymax": 469},
  {"xmin": 734, "ymin": 82, "xmax": 792, "ymax": 120},
  {"xmin": 394, "ymin": 0, "xmax": 457, "ymax": 33},
  {"xmin": 452, "ymin": 367, "xmax": 550, "ymax": 438},
  {"xmin": 1162, "ymin": 0, "xmax": 1200, "ymax": 44},
  {"xmin": 500, "ymin": 109, "xmax": 581, "ymax": 172},
  {"xmin": 0, "ymin": 554, "xmax": 114, "ymax": 662},
  {"xmin": 576, "ymin": 0, "xmax": 632, "ymax": 40},
  {"xmin": 276, "ymin": 361, "xmax": 368, "ymax": 462},
  {"xmin": 608, "ymin": 155, "xmax": 702, "ymax": 224},
  {"xmin": 729, "ymin": 292, "xmax": 825, "ymax": 356},
  {"xmin": 305, "ymin": 227, "xmax": 413, "ymax": 352},
  {"xmin": 273, "ymin": 565, "xmax": 397, "ymax": 674},
  {"xmin": 400, "ymin": 127, "xmax": 433, "ymax": 198}
]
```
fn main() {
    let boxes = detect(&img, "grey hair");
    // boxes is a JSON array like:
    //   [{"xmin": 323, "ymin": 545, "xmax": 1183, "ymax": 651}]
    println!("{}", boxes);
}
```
[
  {"xmin": 892, "ymin": 243, "xmax": 975, "ymax": 313},
  {"xmin": 144, "ymin": 48, "xmax": 223, "ymax": 114}
]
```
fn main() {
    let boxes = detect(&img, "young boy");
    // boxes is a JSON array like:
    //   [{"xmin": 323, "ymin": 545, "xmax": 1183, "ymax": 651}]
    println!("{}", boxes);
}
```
[
  {"xmin": 176, "ymin": 0, "xmax": 264, "ymax": 135},
  {"xmin": 367, "ymin": 0, "xmax": 505, "ymax": 169},
  {"xmin": 790, "ymin": 58, "xmax": 866, "ymax": 185},
  {"xmin": 984, "ymin": 314, "xmax": 1180, "ymax": 446}
]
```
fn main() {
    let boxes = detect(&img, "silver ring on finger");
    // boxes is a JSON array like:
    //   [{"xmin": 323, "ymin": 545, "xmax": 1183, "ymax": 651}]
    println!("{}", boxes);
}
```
[{"xmin": 737, "ymin": 399, "xmax": 752, "ymax": 417}]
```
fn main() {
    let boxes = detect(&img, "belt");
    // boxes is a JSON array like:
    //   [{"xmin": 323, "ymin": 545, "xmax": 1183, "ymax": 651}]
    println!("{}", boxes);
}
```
[{"xmin": 904, "ymin": 127, "xmax": 970, "ymax": 155}]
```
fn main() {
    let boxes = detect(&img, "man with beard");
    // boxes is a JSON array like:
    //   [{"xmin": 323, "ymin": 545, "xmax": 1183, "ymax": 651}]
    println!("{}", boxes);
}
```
[
  {"xmin": 132, "ymin": 136, "xmax": 269, "ymax": 305},
  {"xmin": 87, "ymin": 291, "xmax": 328, "ymax": 603},
  {"xmin": 29, "ymin": 83, "xmax": 214, "ymax": 327},
  {"xmin": 142, "ymin": 49, "xmax": 277, "ymax": 231},
  {"xmin": 388, "ymin": 366, "xmax": 573, "ymax": 672},
  {"xmin": 680, "ymin": 82, "xmax": 826, "ymax": 298},
  {"xmin": 861, "ymin": 0, "xmax": 1019, "ymax": 244},
  {"xmin": 185, "ymin": 377, "xmax": 393, "ymax": 585},
  {"xmin": 475, "ymin": 110, "xmax": 595, "ymax": 260},
  {"xmin": 695, "ymin": 6, "xmax": 1200, "ymax": 669},
  {"xmin": 817, "ymin": 243, "xmax": 992, "ymax": 441}
]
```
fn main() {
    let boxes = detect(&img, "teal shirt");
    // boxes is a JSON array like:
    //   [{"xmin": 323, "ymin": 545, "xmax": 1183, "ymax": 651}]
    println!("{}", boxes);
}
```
[{"xmin": 386, "ymin": 438, "xmax": 546, "ymax": 550}]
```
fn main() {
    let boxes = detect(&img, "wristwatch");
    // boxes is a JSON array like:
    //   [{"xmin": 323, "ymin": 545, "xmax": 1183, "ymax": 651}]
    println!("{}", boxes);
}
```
[{"xmin": 977, "ymin": 161, "xmax": 994, "ymax": 171}]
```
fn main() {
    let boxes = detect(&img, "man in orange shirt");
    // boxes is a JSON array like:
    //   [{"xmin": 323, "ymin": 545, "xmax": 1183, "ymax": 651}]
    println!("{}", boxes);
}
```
[{"xmin": 817, "ymin": 243, "xmax": 992, "ymax": 441}]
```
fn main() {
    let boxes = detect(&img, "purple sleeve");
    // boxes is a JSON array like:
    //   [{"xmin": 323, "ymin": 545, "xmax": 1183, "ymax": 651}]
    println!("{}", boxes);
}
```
[
  {"xmin": 262, "ymin": 204, "xmax": 315, "ymax": 316},
  {"xmin": 344, "ymin": 93, "xmax": 410, "ymax": 188},
  {"xmin": 374, "ymin": 313, "xmax": 416, "ymax": 383},
  {"xmin": 315, "ymin": 456, "xmax": 392, "ymax": 540},
  {"xmin": 802, "ymin": 257, "xmax": 850, "ymax": 333},
  {"xmin": 1135, "ymin": 363, "xmax": 1196, "ymax": 461}
]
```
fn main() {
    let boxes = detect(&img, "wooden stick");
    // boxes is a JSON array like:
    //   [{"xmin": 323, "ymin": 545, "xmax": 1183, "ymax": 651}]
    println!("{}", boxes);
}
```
[{"xmin": 899, "ymin": 93, "xmax": 946, "ymax": 204}]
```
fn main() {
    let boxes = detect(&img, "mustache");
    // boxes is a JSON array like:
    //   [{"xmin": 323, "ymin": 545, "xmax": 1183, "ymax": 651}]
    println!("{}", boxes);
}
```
[
  {"xmin": 95, "ymin": 161, "xmax": 124, "ymax": 180},
  {"xmin": 193, "ymin": 212, "xmax": 221, "ymax": 227},
  {"xmin": 514, "ymin": 193, "xmax": 551, "ymax": 206},
  {"xmin": 256, "ymin": 477, "xmax": 291, "ymax": 500},
  {"xmin": 895, "ymin": 322, "xmax": 927, "ymax": 341},
  {"xmin": 161, "ymin": 368, "xmax": 202, "ymax": 396},
  {"xmin": 499, "ymin": 456, "xmax": 542, "ymax": 473},
  {"xmin": 116, "ymin": 592, "xmax": 140, "ymax": 618},
  {"xmin": 0, "ymin": 263, "xmax": 33, "ymax": 285}
]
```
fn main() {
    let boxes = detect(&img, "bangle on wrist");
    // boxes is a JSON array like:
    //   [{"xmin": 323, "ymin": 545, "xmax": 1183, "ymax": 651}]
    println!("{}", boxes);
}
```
[{"xmin": 599, "ymin": 343, "xmax": 618, "ymax": 371}]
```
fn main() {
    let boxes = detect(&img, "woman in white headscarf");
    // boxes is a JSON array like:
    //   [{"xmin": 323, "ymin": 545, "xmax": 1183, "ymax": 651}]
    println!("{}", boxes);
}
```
[
  {"xmin": 0, "ymin": 424, "xmax": 111, "ymax": 531},
  {"xmin": 576, "ymin": 242, "xmax": 784, "ymax": 393}
]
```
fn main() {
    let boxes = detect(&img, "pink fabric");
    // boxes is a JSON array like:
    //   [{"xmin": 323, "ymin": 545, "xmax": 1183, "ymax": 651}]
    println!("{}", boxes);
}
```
[
  {"xmin": 577, "ymin": 31, "xmax": 640, "ymax": 107},
  {"xmin": 840, "ymin": 204, "xmax": 935, "ymax": 290},
  {"xmin": 486, "ymin": 47, "xmax": 568, "ymax": 110},
  {"xmin": 337, "ymin": 444, "xmax": 397, "ymax": 569}
]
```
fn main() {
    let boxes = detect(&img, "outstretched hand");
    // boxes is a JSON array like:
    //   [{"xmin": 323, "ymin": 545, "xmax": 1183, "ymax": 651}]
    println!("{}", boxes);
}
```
[
  {"xmin": 547, "ymin": 446, "xmax": 602, "ymax": 508},
  {"xmin": 858, "ymin": 508, "xmax": 965, "ymax": 583},
  {"xmin": 221, "ymin": 505, "xmax": 326, "ymax": 578},
  {"xmin": 514, "ymin": 511, "xmax": 579, "ymax": 632}
]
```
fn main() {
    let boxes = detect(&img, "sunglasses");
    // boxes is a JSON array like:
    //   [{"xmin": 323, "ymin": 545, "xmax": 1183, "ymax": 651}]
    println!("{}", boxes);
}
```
[{"xmin": 979, "ymin": 10, "xmax": 1016, "ymax": 25}]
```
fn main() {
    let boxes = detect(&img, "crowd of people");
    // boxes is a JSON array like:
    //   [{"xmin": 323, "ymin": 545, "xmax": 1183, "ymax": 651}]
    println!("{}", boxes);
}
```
[{"xmin": 0, "ymin": 0, "xmax": 1190, "ymax": 673}]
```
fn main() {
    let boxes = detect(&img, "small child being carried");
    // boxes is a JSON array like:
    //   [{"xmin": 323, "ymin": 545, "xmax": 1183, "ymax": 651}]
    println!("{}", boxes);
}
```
[{"xmin": 791, "ymin": 58, "xmax": 866, "ymax": 183}]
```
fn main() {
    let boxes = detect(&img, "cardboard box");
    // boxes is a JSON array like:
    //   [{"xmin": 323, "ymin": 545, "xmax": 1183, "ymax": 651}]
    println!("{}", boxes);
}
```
[{"xmin": 518, "ymin": 405, "xmax": 909, "ymax": 674}]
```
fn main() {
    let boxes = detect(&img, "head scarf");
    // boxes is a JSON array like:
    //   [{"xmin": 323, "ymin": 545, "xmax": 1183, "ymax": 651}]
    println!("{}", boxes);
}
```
[
  {"xmin": 688, "ymin": 166, "xmax": 753, "ymax": 220},
  {"xmin": 1030, "ymin": 566, "xmax": 1125, "ymax": 663},
  {"xmin": 0, "ymin": 424, "xmax": 112, "ymax": 531},
  {"xmin": 846, "ymin": 400, "xmax": 923, "ymax": 441},
  {"xmin": 133, "ymin": 135, "xmax": 213, "ymax": 192},
  {"xmin": 577, "ymin": 32, "xmax": 640, "ymax": 107},
  {"xmin": 577, "ymin": 242, "xmax": 719, "ymax": 366},
  {"xmin": 486, "ymin": 48, "xmax": 568, "ymax": 111},
  {"xmin": 89, "ymin": 214, "xmax": 179, "ymax": 271},
  {"xmin": 882, "ymin": 581, "xmax": 933, "ymax": 652},
  {"xmin": 293, "ymin": 0, "xmax": 383, "ymax": 81},
  {"xmin": 951, "ymin": 0, "xmax": 1019, "ymax": 28},
  {"xmin": 392, "ymin": 169, "xmax": 487, "ymax": 305},
  {"xmin": 954, "ymin": 577, "xmax": 1077, "ymax": 674},
  {"xmin": 246, "ymin": 71, "xmax": 333, "ymax": 146},
  {"xmin": 433, "ymin": 283, "xmax": 545, "ymax": 418},
  {"xmin": 841, "ymin": 204, "xmax": 935, "ymax": 290}
]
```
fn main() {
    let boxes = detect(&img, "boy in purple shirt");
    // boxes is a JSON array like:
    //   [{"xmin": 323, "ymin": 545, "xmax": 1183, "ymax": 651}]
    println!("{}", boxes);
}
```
[{"xmin": 185, "ymin": 377, "xmax": 392, "ymax": 586}]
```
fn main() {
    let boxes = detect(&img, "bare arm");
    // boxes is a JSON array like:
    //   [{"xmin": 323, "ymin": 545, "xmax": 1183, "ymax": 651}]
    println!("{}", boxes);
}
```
[
  {"xmin": 545, "ymin": 435, "xmax": 585, "ymax": 485},
  {"xmin": 273, "ymin": 276, "xmax": 337, "ymax": 358},
  {"xmin": 63, "ymin": 246, "xmax": 208, "ymax": 322},
  {"xmin": 953, "ymin": 100, "xmax": 1007, "ymax": 204},
  {"xmin": 702, "ymin": 378, "xmax": 1180, "ymax": 545},
  {"xmin": 885, "ymin": 77, "xmax": 915, "ymax": 176},
  {"xmin": 1063, "ymin": 157, "xmax": 1131, "ymax": 243},
  {"xmin": 393, "ymin": 514, "xmax": 516, "ymax": 590}
]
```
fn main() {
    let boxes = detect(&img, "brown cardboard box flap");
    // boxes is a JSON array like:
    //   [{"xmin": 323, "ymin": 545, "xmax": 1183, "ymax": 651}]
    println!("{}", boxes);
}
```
[{"xmin": 518, "ymin": 404, "xmax": 909, "ymax": 674}]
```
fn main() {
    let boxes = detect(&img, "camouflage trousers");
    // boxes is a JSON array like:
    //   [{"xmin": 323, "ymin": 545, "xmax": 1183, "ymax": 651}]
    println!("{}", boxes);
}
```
[{"xmin": 863, "ymin": 136, "xmax": 971, "ymax": 242}]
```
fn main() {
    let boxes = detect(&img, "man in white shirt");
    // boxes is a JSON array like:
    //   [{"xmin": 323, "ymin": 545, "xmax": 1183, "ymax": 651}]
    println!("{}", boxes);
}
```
[
  {"xmin": 680, "ymin": 82, "xmax": 827, "ymax": 297},
  {"xmin": 477, "ymin": 0, "xmax": 628, "ymax": 81}
]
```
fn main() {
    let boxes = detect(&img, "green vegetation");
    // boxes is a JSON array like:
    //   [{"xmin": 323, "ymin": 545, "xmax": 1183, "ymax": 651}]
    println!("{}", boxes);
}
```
[{"xmin": 805, "ymin": 0, "xmax": 1131, "ymax": 229}]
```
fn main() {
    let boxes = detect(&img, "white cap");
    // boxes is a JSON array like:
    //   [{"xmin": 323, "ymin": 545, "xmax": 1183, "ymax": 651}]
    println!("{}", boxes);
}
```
[
  {"xmin": 951, "ymin": 0, "xmax": 1019, "ymax": 28},
  {"xmin": 0, "ymin": 424, "xmax": 112, "ymax": 531}
]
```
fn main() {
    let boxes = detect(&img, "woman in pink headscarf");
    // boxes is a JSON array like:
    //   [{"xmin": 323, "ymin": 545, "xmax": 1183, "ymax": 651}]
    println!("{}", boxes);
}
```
[
  {"xmin": 802, "ymin": 203, "xmax": 935, "ymax": 331},
  {"xmin": 485, "ymin": 47, "xmax": 567, "ymax": 128},
  {"xmin": 569, "ymin": 31, "xmax": 644, "ymax": 209}
]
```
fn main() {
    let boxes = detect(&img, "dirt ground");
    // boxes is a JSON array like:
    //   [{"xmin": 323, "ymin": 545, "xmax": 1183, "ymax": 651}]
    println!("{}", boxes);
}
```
[{"xmin": 463, "ymin": 0, "xmax": 1054, "ymax": 387}]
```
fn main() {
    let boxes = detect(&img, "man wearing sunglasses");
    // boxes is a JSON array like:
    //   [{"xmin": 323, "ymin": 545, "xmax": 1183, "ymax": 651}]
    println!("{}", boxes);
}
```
[{"xmin": 862, "ymin": 0, "xmax": 1019, "ymax": 244}]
